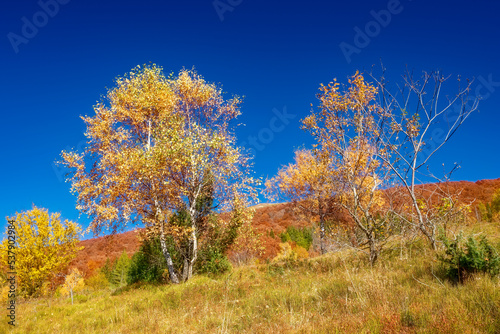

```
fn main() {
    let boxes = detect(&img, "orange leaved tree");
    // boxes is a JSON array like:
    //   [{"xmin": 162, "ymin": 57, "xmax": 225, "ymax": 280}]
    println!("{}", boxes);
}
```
[
  {"xmin": 61, "ymin": 65, "xmax": 257, "ymax": 283},
  {"xmin": 264, "ymin": 149, "xmax": 339, "ymax": 254},
  {"xmin": 302, "ymin": 73, "xmax": 393, "ymax": 264}
]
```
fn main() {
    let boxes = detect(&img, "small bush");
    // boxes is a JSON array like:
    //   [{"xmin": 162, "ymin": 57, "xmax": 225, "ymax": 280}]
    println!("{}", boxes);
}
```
[
  {"xmin": 400, "ymin": 311, "xmax": 417, "ymax": 327},
  {"xmin": 196, "ymin": 247, "xmax": 232, "ymax": 276},
  {"xmin": 85, "ymin": 272, "xmax": 109, "ymax": 291},
  {"xmin": 294, "ymin": 245, "xmax": 309, "ymax": 259},
  {"xmin": 438, "ymin": 232, "xmax": 500, "ymax": 282},
  {"xmin": 195, "ymin": 213, "xmax": 242, "ymax": 275},
  {"xmin": 478, "ymin": 189, "xmax": 500, "ymax": 222},
  {"xmin": 272, "ymin": 242, "xmax": 308, "ymax": 264},
  {"xmin": 127, "ymin": 237, "xmax": 172, "ymax": 285},
  {"xmin": 273, "ymin": 242, "xmax": 296, "ymax": 262},
  {"xmin": 75, "ymin": 295, "xmax": 89, "ymax": 304}
]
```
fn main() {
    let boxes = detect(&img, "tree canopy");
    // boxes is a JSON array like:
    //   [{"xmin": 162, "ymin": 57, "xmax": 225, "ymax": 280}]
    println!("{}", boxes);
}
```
[
  {"xmin": 61, "ymin": 64, "xmax": 257, "ymax": 282},
  {"xmin": 0, "ymin": 206, "xmax": 82, "ymax": 297}
]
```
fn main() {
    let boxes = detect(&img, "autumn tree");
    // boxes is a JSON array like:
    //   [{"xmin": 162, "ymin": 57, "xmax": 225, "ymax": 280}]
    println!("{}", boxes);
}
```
[
  {"xmin": 264, "ymin": 149, "xmax": 339, "ymax": 254},
  {"xmin": 61, "ymin": 267, "xmax": 84, "ymax": 305},
  {"xmin": 301, "ymin": 68, "xmax": 480, "ymax": 258},
  {"xmin": 228, "ymin": 214, "xmax": 264, "ymax": 265},
  {"xmin": 61, "ymin": 65, "xmax": 257, "ymax": 283},
  {"xmin": 302, "ymin": 73, "xmax": 394, "ymax": 264},
  {"xmin": 367, "ymin": 67, "xmax": 479, "ymax": 249},
  {"xmin": 0, "ymin": 206, "xmax": 82, "ymax": 297}
]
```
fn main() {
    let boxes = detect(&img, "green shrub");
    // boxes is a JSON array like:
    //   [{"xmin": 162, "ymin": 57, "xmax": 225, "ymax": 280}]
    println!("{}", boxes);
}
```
[
  {"xmin": 100, "ymin": 258, "xmax": 114, "ymax": 283},
  {"xmin": 438, "ymin": 232, "xmax": 500, "ymax": 282},
  {"xmin": 195, "ymin": 214, "xmax": 237, "ymax": 276},
  {"xmin": 129, "ymin": 213, "xmax": 239, "ymax": 282},
  {"xmin": 195, "ymin": 247, "xmax": 232, "ymax": 275},
  {"xmin": 109, "ymin": 251, "xmax": 131, "ymax": 287},
  {"xmin": 127, "ymin": 236, "xmax": 180, "ymax": 284},
  {"xmin": 279, "ymin": 226, "xmax": 313, "ymax": 251},
  {"xmin": 75, "ymin": 295, "xmax": 89, "ymax": 304}
]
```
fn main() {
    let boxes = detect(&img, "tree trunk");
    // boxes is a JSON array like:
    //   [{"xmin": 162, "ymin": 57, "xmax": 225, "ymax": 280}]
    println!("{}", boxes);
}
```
[
  {"xmin": 183, "ymin": 200, "xmax": 200, "ymax": 282},
  {"xmin": 181, "ymin": 241, "xmax": 191, "ymax": 282},
  {"xmin": 182, "ymin": 256, "xmax": 189, "ymax": 282},
  {"xmin": 318, "ymin": 199, "xmax": 326, "ymax": 254},
  {"xmin": 319, "ymin": 216, "xmax": 326, "ymax": 255},
  {"xmin": 188, "ymin": 227, "xmax": 198, "ymax": 279},
  {"xmin": 408, "ymin": 188, "xmax": 437, "ymax": 250},
  {"xmin": 159, "ymin": 230, "xmax": 180, "ymax": 284},
  {"xmin": 368, "ymin": 234, "xmax": 378, "ymax": 265},
  {"xmin": 182, "ymin": 228, "xmax": 198, "ymax": 281}
]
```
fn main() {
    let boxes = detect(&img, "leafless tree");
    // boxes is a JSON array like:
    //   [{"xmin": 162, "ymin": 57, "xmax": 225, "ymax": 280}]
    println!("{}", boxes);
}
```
[{"xmin": 368, "ymin": 65, "xmax": 480, "ymax": 249}]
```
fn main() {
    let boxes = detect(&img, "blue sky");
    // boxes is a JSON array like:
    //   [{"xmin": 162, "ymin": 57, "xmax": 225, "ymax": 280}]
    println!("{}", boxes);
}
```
[{"xmin": 1, "ymin": 0, "xmax": 499, "ymax": 237}]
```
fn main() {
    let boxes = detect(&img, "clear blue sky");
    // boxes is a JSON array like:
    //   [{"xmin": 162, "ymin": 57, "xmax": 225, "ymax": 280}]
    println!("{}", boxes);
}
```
[{"xmin": 1, "ymin": 0, "xmax": 499, "ymax": 237}]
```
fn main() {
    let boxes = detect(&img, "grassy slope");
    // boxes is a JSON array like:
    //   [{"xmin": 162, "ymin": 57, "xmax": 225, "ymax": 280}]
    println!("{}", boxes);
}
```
[{"xmin": 3, "ymin": 222, "xmax": 500, "ymax": 334}]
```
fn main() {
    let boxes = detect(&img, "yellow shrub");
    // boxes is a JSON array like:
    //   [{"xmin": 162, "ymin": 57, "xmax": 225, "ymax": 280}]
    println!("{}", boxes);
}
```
[
  {"xmin": 85, "ymin": 272, "xmax": 109, "ymax": 291},
  {"xmin": 294, "ymin": 245, "xmax": 309, "ymax": 259},
  {"xmin": 273, "ymin": 242, "xmax": 297, "ymax": 262},
  {"xmin": 61, "ymin": 268, "xmax": 85, "ymax": 302}
]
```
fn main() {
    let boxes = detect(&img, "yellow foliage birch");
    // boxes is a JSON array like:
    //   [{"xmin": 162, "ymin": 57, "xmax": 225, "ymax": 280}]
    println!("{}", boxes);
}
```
[
  {"xmin": 0, "ymin": 206, "xmax": 82, "ymax": 297},
  {"xmin": 61, "ymin": 65, "xmax": 257, "ymax": 283},
  {"xmin": 265, "ymin": 149, "xmax": 339, "ymax": 254},
  {"xmin": 302, "ymin": 72, "xmax": 391, "ymax": 264},
  {"xmin": 61, "ymin": 267, "xmax": 84, "ymax": 304}
]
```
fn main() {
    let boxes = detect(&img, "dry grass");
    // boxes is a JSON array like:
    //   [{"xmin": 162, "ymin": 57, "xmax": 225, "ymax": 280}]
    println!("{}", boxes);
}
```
[{"xmin": 2, "ymin": 221, "xmax": 499, "ymax": 333}]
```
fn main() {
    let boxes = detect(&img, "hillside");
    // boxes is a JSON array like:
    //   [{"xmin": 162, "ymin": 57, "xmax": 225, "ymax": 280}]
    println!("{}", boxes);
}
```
[
  {"xmin": 414, "ymin": 178, "xmax": 500, "ymax": 208},
  {"xmin": 70, "ymin": 230, "xmax": 142, "ymax": 278},
  {"xmin": 71, "ymin": 178, "xmax": 500, "ymax": 275},
  {"xmin": 5, "ymin": 217, "xmax": 500, "ymax": 333}
]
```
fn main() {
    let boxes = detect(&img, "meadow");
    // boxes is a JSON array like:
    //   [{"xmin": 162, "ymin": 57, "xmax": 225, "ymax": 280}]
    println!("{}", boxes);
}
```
[{"xmin": 2, "ymin": 220, "xmax": 499, "ymax": 334}]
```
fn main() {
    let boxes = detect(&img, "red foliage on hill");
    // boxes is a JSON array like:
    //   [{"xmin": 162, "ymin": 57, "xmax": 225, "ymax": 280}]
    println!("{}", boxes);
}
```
[
  {"xmin": 70, "ymin": 230, "xmax": 141, "ymax": 278},
  {"xmin": 434, "ymin": 178, "xmax": 500, "ymax": 205},
  {"xmin": 245, "ymin": 202, "xmax": 314, "ymax": 260},
  {"xmin": 71, "ymin": 178, "xmax": 500, "ymax": 270}
]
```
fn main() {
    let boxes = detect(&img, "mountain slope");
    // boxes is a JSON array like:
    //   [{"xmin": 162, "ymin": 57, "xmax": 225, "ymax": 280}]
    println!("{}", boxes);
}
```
[{"xmin": 71, "ymin": 178, "xmax": 500, "ymax": 274}]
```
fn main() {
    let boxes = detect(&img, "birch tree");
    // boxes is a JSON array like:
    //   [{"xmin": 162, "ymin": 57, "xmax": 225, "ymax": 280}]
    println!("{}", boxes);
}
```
[
  {"xmin": 264, "ymin": 149, "xmax": 339, "ymax": 254},
  {"xmin": 61, "ymin": 65, "xmax": 257, "ymax": 283},
  {"xmin": 0, "ymin": 206, "xmax": 82, "ymax": 297},
  {"xmin": 61, "ymin": 267, "xmax": 84, "ymax": 305},
  {"xmin": 302, "ymin": 73, "xmax": 393, "ymax": 264}
]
